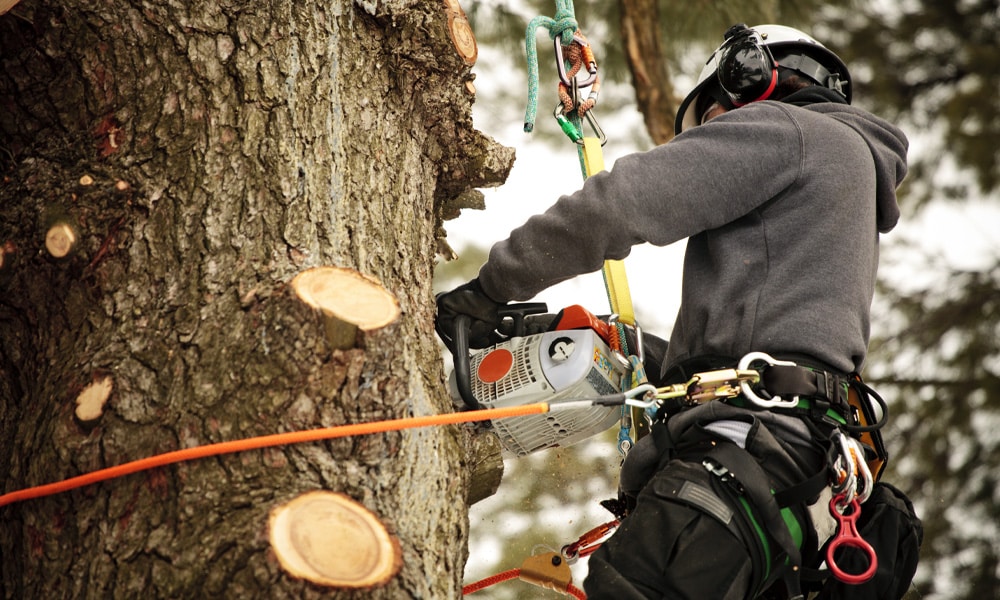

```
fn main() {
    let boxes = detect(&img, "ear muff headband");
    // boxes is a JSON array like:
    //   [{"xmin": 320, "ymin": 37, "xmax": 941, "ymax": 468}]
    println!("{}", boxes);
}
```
[{"xmin": 715, "ymin": 25, "xmax": 779, "ymax": 106}]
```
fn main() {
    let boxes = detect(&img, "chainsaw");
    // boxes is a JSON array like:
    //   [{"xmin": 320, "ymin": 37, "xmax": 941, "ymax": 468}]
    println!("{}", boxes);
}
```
[{"xmin": 448, "ymin": 302, "xmax": 634, "ymax": 457}]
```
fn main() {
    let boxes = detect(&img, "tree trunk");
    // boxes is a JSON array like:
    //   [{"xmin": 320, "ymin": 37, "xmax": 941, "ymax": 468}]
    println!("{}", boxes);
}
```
[
  {"xmin": 618, "ymin": 0, "xmax": 677, "ymax": 145},
  {"xmin": 0, "ymin": 1, "xmax": 512, "ymax": 598}
]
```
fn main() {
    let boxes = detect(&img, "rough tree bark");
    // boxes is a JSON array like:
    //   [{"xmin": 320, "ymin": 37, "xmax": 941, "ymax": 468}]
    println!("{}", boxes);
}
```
[
  {"xmin": 0, "ymin": 0, "xmax": 512, "ymax": 598},
  {"xmin": 618, "ymin": 0, "xmax": 677, "ymax": 145}
]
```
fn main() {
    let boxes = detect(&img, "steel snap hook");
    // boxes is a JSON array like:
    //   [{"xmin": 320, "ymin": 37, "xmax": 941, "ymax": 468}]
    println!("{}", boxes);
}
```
[{"xmin": 583, "ymin": 109, "xmax": 607, "ymax": 146}]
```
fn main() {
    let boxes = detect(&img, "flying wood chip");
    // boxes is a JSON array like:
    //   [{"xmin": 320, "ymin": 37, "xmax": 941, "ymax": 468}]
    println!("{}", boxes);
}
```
[{"xmin": 269, "ymin": 491, "xmax": 402, "ymax": 588}]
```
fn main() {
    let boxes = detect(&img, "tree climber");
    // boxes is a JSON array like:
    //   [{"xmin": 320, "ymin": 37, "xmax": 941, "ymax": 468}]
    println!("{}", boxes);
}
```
[{"xmin": 437, "ymin": 23, "xmax": 914, "ymax": 599}]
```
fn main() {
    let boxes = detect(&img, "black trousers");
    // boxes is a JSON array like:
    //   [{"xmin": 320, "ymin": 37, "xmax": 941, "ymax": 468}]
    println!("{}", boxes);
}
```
[
  {"xmin": 584, "ymin": 401, "xmax": 833, "ymax": 600},
  {"xmin": 584, "ymin": 459, "xmax": 755, "ymax": 599}
]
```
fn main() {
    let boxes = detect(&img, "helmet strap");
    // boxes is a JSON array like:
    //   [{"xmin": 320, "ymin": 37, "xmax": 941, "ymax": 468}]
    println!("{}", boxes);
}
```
[{"xmin": 773, "ymin": 52, "xmax": 847, "ymax": 98}]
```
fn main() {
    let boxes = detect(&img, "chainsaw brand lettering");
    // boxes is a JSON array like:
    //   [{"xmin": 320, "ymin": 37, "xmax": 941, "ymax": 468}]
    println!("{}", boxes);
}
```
[{"xmin": 592, "ymin": 347, "xmax": 614, "ymax": 378}]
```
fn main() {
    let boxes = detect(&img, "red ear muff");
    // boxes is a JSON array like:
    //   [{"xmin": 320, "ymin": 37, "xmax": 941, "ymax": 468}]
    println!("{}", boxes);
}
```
[{"xmin": 715, "ymin": 25, "xmax": 779, "ymax": 106}]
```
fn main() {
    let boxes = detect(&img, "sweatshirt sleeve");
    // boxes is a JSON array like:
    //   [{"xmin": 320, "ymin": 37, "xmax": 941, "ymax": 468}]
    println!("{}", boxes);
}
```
[{"xmin": 478, "ymin": 102, "xmax": 806, "ymax": 302}]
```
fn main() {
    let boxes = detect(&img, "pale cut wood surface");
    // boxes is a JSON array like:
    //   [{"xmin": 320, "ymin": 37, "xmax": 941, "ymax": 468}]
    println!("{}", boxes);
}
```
[
  {"xmin": 291, "ymin": 266, "xmax": 400, "ymax": 331},
  {"xmin": 269, "ymin": 491, "xmax": 402, "ymax": 588}
]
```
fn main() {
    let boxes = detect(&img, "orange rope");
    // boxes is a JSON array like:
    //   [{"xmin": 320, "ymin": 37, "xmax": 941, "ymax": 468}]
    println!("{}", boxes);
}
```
[{"xmin": 0, "ymin": 403, "xmax": 549, "ymax": 508}]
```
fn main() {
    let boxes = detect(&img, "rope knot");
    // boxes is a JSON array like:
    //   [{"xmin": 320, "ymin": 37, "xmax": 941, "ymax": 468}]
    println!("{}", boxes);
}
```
[
  {"xmin": 524, "ymin": 0, "xmax": 602, "ymax": 133},
  {"xmin": 549, "ymin": 17, "xmax": 578, "ymax": 44}
]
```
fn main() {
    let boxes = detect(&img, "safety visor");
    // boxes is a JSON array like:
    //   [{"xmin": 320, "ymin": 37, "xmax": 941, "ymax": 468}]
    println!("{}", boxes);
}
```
[{"xmin": 694, "ymin": 80, "xmax": 736, "ymax": 126}]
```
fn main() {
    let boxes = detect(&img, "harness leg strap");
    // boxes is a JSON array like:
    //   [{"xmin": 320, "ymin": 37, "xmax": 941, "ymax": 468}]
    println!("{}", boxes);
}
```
[{"xmin": 705, "ymin": 443, "xmax": 806, "ymax": 600}]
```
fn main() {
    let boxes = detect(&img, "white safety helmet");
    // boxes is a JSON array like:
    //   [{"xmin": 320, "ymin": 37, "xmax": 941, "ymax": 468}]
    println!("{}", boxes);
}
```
[{"xmin": 674, "ymin": 24, "xmax": 852, "ymax": 135}]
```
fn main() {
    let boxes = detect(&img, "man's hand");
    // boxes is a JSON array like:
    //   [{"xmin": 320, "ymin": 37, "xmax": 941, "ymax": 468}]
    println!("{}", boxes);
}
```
[{"xmin": 435, "ymin": 279, "xmax": 504, "ymax": 351}]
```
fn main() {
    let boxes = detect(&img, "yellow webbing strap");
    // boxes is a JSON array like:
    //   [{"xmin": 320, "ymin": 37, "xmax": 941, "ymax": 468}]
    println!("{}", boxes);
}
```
[
  {"xmin": 582, "ymin": 136, "xmax": 646, "ymax": 444},
  {"xmin": 582, "ymin": 136, "xmax": 636, "ymax": 326}
]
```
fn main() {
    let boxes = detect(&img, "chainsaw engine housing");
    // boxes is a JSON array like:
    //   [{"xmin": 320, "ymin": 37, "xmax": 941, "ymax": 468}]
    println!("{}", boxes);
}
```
[{"xmin": 450, "ymin": 328, "xmax": 629, "ymax": 457}]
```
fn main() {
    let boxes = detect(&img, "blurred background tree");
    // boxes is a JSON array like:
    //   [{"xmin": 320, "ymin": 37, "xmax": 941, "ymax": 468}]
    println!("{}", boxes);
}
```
[{"xmin": 441, "ymin": 1, "xmax": 1000, "ymax": 598}]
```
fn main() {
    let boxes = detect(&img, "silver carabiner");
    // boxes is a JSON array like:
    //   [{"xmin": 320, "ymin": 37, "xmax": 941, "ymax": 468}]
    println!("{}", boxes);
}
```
[
  {"xmin": 553, "ymin": 34, "xmax": 598, "ymax": 88},
  {"xmin": 853, "ymin": 439, "xmax": 874, "ymax": 504},
  {"xmin": 831, "ymin": 431, "xmax": 859, "ymax": 503},
  {"xmin": 835, "ymin": 432, "xmax": 874, "ymax": 504},
  {"xmin": 736, "ymin": 352, "xmax": 802, "ymax": 408},
  {"xmin": 623, "ymin": 384, "xmax": 658, "ymax": 409},
  {"xmin": 633, "ymin": 322, "xmax": 645, "ymax": 365},
  {"xmin": 605, "ymin": 314, "xmax": 633, "ymax": 369}
]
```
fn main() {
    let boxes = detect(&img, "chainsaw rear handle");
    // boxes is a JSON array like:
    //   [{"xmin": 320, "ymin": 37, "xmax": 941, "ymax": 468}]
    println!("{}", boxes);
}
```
[{"xmin": 452, "ymin": 302, "xmax": 549, "ymax": 410}]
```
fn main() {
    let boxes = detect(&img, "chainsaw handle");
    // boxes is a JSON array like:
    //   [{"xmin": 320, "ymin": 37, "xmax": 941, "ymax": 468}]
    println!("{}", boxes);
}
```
[
  {"xmin": 451, "ymin": 303, "xmax": 550, "ymax": 411},
  {"xmin": 497, "ymin": 303, "xmax": 549, "ymax": 337},
  {"xmin": 452, "ymin": 315, "xmax": 480, "ymax": 410}
]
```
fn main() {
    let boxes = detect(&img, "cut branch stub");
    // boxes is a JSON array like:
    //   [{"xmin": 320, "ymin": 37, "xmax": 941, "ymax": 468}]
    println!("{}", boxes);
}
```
[
  {"xmin": 269, "ymin": 491, "xmax": 402, "ymax": 588},
  {"xmin": 442, "ymin": 0, "xmax": 477, "ymax": 65},
  {"xmin": 45, "ymin": 222, "xmax": 78, "ymax": 259},
  {"xmin": 466, "ymin": 429, "xmax": 504, "ymax": 506},
  {"xmin": 291, "ymin": 267, "xmax": 401, "ymax": 350}
]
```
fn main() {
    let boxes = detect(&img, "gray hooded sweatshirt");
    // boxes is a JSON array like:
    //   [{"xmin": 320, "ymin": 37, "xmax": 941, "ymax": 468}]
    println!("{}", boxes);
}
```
[{"xmin": 477, "ymin": 99, "xmax": 908, "ymax": 375}]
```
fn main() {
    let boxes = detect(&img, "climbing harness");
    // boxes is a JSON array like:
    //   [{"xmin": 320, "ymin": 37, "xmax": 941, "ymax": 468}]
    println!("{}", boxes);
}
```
[
  {"xmin": 679, "ymin": 353, "xmax": 885, "ymax": 591},
  {"xmin": 444, "ymin": 340, "xmax": 888, "ymax": 595}
]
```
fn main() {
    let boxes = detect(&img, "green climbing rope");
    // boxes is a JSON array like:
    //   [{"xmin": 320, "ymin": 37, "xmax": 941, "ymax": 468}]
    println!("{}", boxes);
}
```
[{"xmin": 523, "ymin": 0, "xmax": 579, "ymax": 132}]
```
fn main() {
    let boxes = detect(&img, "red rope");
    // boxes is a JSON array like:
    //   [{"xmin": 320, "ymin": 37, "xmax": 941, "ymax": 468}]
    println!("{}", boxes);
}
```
[
  {"xmin": 463, "ymin": 568, "xmax": 521, "ymax": 595},
  {"xmin": 463, "ymin": 567, "xmax": 588, "ymax": 598},
  {"xmin": 0, "ymin": 403, "xmax": 549, "ymax": 508}
]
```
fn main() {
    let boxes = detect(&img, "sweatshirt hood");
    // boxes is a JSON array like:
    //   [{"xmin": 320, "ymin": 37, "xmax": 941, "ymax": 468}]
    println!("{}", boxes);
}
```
[{"xmin": 801, "ymin": 101, "xmax": 908, "ymax": 233}]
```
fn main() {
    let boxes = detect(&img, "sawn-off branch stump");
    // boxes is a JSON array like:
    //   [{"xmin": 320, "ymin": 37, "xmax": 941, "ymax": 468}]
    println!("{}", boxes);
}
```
[
  {"xmin": 269, "ymin": 491, "xmax": 402, "ymax": 588},
  {"xmin": 291, "ymin": 266, "xmax": 401, "ymax": 350},
  {"xmin": 442, "ymin": 0, "xmax": 477, "ymax": 66}
]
